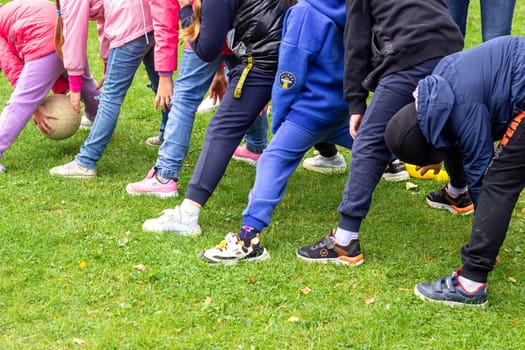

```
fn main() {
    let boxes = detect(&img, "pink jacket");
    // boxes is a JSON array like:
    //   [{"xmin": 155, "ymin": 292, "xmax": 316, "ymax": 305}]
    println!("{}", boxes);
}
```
[
  {"xmin": 60, "ymin": 0, "xmax": 178, "ymax": 79},
  {"xmin": 0, "ymin": 0, "xmax": 57, "ymax": 87}
]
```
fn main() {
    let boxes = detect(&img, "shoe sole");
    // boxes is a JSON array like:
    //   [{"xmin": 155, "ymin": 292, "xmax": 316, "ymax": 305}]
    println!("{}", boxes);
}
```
[
  {"xmin": 49, "ymin": 171, "xmax": 96, "ymax": 179},
  {"xmin": 142, "ymin": 224, "xmax": 202, "ymax": 236},
  {"xmin": 145, "ymin": 142, "xmax": 162, "ymax": 148},
  {"xmin": 414, "ymin": 285, "xmax": 487, "ymax": 308},
  {"xmin": 382, "ymin": 171, "xmax": 410, "ymax": 182},
  {"xmin": 126, "ymin": 187, "xmax": 178, "ymax": 198},
  {"xmin": 199, "ymin": 248, "xmax": 270, "ymax": 265},
  {"xmin": 302, "ymin": 163, "xmax": 347, "ymax": 174},
  {"xmin": 426, "ymin": 198, "xmax": 474, "ymax": 215},
  {"xmin": 232, "ymin": 155, "xmax": 257, "ymax": 166},
  {"xmin": 296, "ymin": 252, "xmax": 364, "ymax": 266}
]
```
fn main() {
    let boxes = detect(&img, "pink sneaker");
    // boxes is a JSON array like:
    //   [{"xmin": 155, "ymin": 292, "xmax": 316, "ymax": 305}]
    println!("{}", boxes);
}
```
[
  {"xmin": 126, "ymin": 167, "xmax": 178, "ymax": 198},
  {"xmin": 232, "ymin": 144, "xmax": 261, "ymax": 166}
]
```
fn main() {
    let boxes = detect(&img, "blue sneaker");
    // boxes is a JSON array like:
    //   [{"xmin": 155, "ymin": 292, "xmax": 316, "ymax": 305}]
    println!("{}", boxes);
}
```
[{"xmin": 414, "ymin": 269, "xmax": 487, "ymax": 307}]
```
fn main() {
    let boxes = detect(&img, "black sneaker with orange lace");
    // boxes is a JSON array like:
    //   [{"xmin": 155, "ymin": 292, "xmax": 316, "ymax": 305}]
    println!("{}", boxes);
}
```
[
  {"xmin": 296, "ymin": 231, "xmax": 364, "ymax": 266},
  {"xmin": 426, "ymin": 186, "xmax": 474, "ymax": 215}
]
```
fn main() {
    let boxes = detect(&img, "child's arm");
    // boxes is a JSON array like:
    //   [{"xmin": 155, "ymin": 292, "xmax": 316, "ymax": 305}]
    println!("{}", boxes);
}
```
[
  {"xmin": 271, "ymin": 7, "xmax": 317, "ymax": 133},
  {"xmin": 0, "ymin": 36, "xmax": 24, "ymax": 88},
  {"xmin": 179, "ymin": 0, "xmax": 236, "ymax": 62},
  {"xmin": 150, "ymin": 0, "xmax": 180, "ymax": 111}
]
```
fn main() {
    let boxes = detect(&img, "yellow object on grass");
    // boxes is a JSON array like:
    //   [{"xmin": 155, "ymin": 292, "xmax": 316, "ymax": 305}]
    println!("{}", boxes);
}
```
[{"xmin": 405, "ymin": 163, "xmax": 449, "ymax": 182}]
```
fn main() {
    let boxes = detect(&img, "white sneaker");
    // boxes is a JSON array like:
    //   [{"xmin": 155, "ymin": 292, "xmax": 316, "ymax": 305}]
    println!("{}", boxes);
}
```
[
  {"xmin": 49, "ymin": 161, "xmax": 97, "ymax": 178},
  {"xmin": 80, "ymin": 115, "xmax": 93, "ymax": 130},
  {"xmin": 199, "ymin": 233, "xmax": 269, "ymax": 264},
  {"xmin": 0, "ymin": 163, "xmax": 5, "ymax": 173},
  {"xmin": 142, "ymin": 206, "xmax": 202, "ymax": 236},
  {"xmin": 197, "ymin": 96, "xmax": 219, "ymax": 113},
  {"xmin": 302, "ymin": 153, "xmax": 347, "ymax": 174},
  {"xmin": 146, "ymin": 136, "xmax": 163, "ymax": 147},
  {"xmin": 382, "ymin": 159, "xmax": 410, "ymax": 182}
]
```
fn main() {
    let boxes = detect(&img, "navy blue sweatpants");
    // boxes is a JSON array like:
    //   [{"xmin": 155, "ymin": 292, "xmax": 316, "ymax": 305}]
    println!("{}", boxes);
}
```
[
  {"xmin": 338, "ymin": 58, "xmax": 442, "ymax": 232},
  {"xmin": 185, "ymin": 64, "xmax": 274, "ymax": 206}
]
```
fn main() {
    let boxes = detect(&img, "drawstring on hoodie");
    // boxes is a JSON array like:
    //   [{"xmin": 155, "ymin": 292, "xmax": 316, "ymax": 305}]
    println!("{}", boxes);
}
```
[{"xmin": 139, "ymin": 0, "xmax": 149, "ymax": 45}]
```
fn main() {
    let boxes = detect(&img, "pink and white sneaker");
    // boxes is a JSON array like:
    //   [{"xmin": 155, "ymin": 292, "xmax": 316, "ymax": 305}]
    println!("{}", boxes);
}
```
[
  {"xmin": 232, "ymin": 144, "xmax": 261, "ymax": 166},
  {"xmin": 126, "ymin": 167, "xmax": 178, "ymax": 198}
]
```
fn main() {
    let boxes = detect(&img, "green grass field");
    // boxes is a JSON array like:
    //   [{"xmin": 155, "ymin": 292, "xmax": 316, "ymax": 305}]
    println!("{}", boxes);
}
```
[{"xmin": 1, "ymin": 2, "xmax": 525, "ymax": 349}]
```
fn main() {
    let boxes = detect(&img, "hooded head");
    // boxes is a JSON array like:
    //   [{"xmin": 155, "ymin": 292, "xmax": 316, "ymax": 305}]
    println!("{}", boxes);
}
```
[
  {"xmin": 304, "ymin": 0, "xmax": 346, "ymax": 28},
  {"xmin": 385, "ymin": 102, "xmax": 445, "ymax": 166}
]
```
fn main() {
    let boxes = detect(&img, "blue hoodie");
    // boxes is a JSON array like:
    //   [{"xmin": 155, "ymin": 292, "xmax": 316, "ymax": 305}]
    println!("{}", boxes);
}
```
[
  {"xmin": 416, "ymin": 36, "xmax": 525, "ymax": 204},
  {"xmin": 271, "ymin": 0, "xmax": 347, "ymax": 133}
]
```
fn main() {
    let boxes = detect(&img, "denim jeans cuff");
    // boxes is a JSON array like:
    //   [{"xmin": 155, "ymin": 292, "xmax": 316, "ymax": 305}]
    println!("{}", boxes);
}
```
[
  {"xmin": 246, "ymin": 144, "xmax": 265, "ymax": 154},
  {"xmin": 156, "ymin": 167, "xmax": 179, "ymax": 181}
]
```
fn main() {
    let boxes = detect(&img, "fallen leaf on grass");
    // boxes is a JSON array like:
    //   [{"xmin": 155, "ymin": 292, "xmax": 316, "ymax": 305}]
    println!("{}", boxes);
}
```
[
  {"xmin": 364, "ymin": 297, "xmax": 375, "ymax": 305},
  {"xmin": 79, "ymin": 261, "xmax": 87, "ymax": 270},
  {"xmin": 405, "ymin": 182, "xmax": 418, "ymax": 190},
  {"xmin": 203, "ymin": 296, "xmax": 212, "ymax": 305},
  {"xmin": 288, "ymin": 316, "xmax": 300, "ymax": 322},
  {"xmin": 508, "ymin": 276, "xmax": 517, "ymax": 283},
  {"xmin": 133, "ymin": 264, "xmax": 146, "ymax": 272},
  {"xmin": 248, "ymin": 277, "xmax": 257, "ymax": 284},
  {"xmin": 72, "ymin": 338, "xmax": 85, "ymax": 344},
  {"xmin": 300, "ymin": 287, "xmax": 311, "ymax": 295}
]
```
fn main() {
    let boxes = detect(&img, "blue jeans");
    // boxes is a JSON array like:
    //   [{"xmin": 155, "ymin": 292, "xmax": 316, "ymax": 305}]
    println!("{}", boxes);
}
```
[
  {"xmin": 443, "ymin": 0, "xmax": 516, "ymax": 41},
  {"xmin": 242, "ymin": 117, "xmax": 352, "ymax": 232},
  {"xmin": 156, "ymin": 49, "xmax": 268, "ymax": 180},
  {"xmin": 76, "ymin": 33, "xmax": 168, "ymax": 169}
]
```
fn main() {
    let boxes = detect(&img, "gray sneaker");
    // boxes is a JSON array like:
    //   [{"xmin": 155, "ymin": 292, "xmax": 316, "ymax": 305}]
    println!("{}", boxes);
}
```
[
  {"xmin": 146, "ymin": 136, "xmax": 163, "ymax": 147},
  {"xmin": 415, "ymin": 269, "xmax": 487, "ymax": 307},
  {"xmin": 302, "ymin": 153, "xmax": 347, "ymax": 174},
  {"xmin": 49, "ymin": 161, "xmax": 97, "ymax": 179}
]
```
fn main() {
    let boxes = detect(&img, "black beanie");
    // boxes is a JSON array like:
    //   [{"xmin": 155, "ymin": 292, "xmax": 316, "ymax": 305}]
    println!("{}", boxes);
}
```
[{"xmin": 385, "ymin": 102, "xmax": 444, "ymax": 166}]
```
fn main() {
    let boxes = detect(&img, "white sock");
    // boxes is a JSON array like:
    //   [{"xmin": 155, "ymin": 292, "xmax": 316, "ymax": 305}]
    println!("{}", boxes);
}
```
[
  {"xmin": 458, "ymin": 275, "xmax": 485, "ymax": 293},
  {"xmin": 334, "ymin": 227, "xmax": 359, "ymax": 245},
  {"xmin": 447, "ymin": 183, "xmax": 468, "ymax": 197},
  {"xmin": 180, "ymin": 201, "xmax": 200, "ymax": 223}
]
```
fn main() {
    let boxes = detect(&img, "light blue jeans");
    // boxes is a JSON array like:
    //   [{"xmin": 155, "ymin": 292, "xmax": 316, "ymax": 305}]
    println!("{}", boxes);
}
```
[
  {"xmin": 443, "ymin": 0, "xmax": 516, "ymax": 41},
  {"xmin": 76, "ymin": 33, "xmax": 169, "ymax": 169},
  {"xmin": 155, "ymin": 49, "xmax": 268, "ymax": 180}
]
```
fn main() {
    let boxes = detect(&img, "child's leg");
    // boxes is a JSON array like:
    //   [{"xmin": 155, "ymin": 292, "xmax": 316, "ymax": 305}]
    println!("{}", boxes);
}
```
[
  {"xmin": 143, "ymin": 48, "xmax": 169, "ymax": 141},
  {"xmin": 243, "ymin": 110, "xmax": 268, "ymax": 154},
  {"xmin": 442, "ymin": 0, "xmax": 469, "ymax": 37},
  {"xmin": 242, "ymin": 119, "xmax": 340, "ymax": 231},
  {"xmin": 460, "ymin": 112, "xmax": 525, "ymax": 283},
  {"xmin": 75, "ymin": 34, "xmax": 153, "ymax": 169},
  {"xmin": 0, "ymin": 52, "xmax": 64, "ymax": 159},
  {"xmin": 185, "ymin": 65, "xmax": 273, "ymax": 206},
  {"xmin": 480, "ymin": 0, "xmax": 516, "ymax": 41},
  {"xmin": 155, "ymin": 50, "xmax": 224, "ymax": 180},
  {"xmin": 80, "ymin": 60, "xmax": 101, "ymax": 121}
]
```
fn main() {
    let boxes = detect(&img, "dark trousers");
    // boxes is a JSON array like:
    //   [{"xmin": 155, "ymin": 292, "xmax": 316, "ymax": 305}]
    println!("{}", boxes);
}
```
[
  {"xmin": 185, "ymin": 65, "xmax": 274, "ymax": 206},
  {"xmin": 461, "ymin": 112, "xmax": 525, "ymax": 283},
  {"xmin": 338, "ymin": 58, "xmax": 441, "ymax": 232}
]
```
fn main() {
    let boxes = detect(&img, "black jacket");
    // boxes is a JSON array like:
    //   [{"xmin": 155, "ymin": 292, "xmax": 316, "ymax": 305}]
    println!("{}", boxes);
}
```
[
  {"xmin": 343, "ymin": 0, "xmax": 464, "ymax": 114},
  {"xmin": 181, "ymin": 0, "xmax": 294, "ymax": 73},
  {"xmin": 229, "ymin": 0, "xmax": 294, "ymax": 72}
]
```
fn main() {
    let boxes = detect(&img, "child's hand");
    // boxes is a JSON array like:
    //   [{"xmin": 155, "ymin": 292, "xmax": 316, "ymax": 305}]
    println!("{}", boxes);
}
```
[
  {"xmin": 67, "ymin": 91, "xmax": 81, "ymax": 114},
  {"xmin": 154, "ymin": 76, "xmax": 173, "ymax": 112},
  {"xmin": 349, "ymin": 113, "xmax": 363, "ymax": 139},
  {"xmin": 32, "ymin": 104, "xmax": 57, "ymax": 134},
  {"xmin": 416, "ymin": 163, "xmax": 442, "ymax": 175},
  {"xmin": 209, "ymin": 68, "xmax": 227, "ymax": 105}
]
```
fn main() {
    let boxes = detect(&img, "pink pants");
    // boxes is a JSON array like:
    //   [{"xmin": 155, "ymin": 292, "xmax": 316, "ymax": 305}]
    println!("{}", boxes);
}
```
[{"xmin": 0, "ymin": 52, "xmax": 100, "ymax": 159}]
